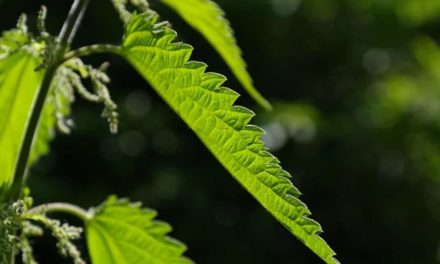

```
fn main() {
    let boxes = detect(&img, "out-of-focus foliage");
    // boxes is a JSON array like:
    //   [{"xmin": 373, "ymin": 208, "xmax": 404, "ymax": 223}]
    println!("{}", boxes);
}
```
[
  {"xmin": 356, "ymin": 0, "xmax": 440, "ymax": 26},
  {"xmin": 358, "ymin": 37, "xmax": 440, "ymax": 183},
  {"xmin": 259, "ymin": 103, "xmax": 319, "ymax": 151},
  {"xmin": 300, "ymin": 0, "xmax": 440, "ymax": 26}
]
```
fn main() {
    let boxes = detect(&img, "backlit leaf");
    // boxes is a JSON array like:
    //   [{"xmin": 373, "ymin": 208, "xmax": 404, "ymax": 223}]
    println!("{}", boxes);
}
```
[{"xmin": 120, "ymin": 11, "xmax": 338, "ymax": 263}]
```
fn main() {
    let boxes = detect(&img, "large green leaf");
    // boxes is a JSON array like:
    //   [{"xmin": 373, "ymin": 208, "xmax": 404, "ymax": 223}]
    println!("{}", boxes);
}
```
[
  {"xmin": 0, "ymin": 50, "xmax": 45, "ymax": 189},
  {"xmin": 161, "ymin": 0, "xmax": 271, "ymax": 110},
  {"xmin": 121, "ymin": 12, "xmax": 338, "ymax": 263},
  {"xmin": 0, "ymin": 29, "xmax": 74, "ymax": 196},
  {"xmin": 86, "ymin": 196, "xmax": 192, "ymax": 264}
]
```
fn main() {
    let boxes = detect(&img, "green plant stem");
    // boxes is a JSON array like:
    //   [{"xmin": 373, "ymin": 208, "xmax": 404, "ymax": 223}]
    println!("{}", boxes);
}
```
[
  {"xmin": 9, "ymin": 0, "xmax": 91, "ymax": 200},
  {"xmin": 63, "ymin": 44, "xmax": 123, "ymax": 62},
  {"xmin": 10, "ymin": 247, "xmax": 16, "ymax": 264},
  {"xmin": 26, "ymin": 202, "xmax": 90, "ymax": 222}
]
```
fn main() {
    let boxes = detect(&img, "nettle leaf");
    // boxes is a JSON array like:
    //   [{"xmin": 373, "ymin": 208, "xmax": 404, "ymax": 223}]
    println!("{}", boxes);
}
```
[
  {"xmin": 120, "ymin": 12, "xmax": 338, "ymax": 263},
  {"xmin": 0, "ymin": 49, "xmax": 45, "ymax": 189},
  {"xmin": 0, "ymin": 29, "xmax": 65, "ymax": 196},
  {"xmin": 86, "ymin": 196, "xmax": 192, "ymax": 264},
  {"xmin": 161, "ymin": 0, "xmax": 271, "ymax": 110}
]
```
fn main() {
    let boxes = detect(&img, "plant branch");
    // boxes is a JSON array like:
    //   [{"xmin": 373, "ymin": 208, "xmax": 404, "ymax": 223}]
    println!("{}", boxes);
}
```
[
  {"xmin": 26, "ymin": 203, "xmax": 90, "ymax": 222},
  {"xmin": 9, "ymin": 0, "xmax": 91, "ymax": 200},
  {"xmin": 63, "ymin": 44, "xmax": 123, "ymax": 62}
]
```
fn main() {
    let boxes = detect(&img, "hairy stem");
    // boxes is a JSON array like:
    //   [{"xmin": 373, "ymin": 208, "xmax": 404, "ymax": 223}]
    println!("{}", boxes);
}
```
[
  {"xmin": 59, "ymin": 0, "xmax": 91, "ymax": 45},
  {"xmin": 10, "ymin": 247, "xmax": 15, "ymax": 264},
  {"xmin": 63, "ymin": 44, "xmax": 123, "ymax": 62},
  {"xmin": 9, "ymin": 0, "xmax": 91, "ymax": 200},
  {"xmin": 27, "ymin": 203, "xmax": 90, "ymax": 222}
]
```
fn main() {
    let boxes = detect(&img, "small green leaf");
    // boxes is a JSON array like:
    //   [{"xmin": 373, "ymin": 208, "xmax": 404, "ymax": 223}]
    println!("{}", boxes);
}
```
[
  {"xmin": 161, "ymin": 0, "xmax": 272, "ymax": 110},
  {"xmin": 120, "ymin": 11, "xmax": 338, "ymax": 263},
  {"xmin": 86, "ymin": 196, "xmax": 192, "ymax": 264}
]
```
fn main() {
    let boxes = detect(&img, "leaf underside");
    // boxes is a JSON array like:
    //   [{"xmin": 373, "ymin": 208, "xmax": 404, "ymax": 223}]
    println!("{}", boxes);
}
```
[
  {"xmin": 86, "ymin": 196, "xmax": 192, "ymax": 264},
  {"xmin": 161, "ymin": 0, "xmax": 271, "ymax": 110},
  {"xmin": 121, "ymin": 11, "xmax": 338, "ymax": 264}
]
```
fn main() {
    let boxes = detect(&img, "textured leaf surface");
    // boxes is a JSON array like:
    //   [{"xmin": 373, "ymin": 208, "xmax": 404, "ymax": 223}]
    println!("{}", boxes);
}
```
[
  {"xmin": 161, "ymin": 0, "xmax": 271, "ymax": 110},
  {"xmin": 0, "ymin": 50, "xmax": 44, "ymax": 188},
  {"xmin": 86, "ymin": 196, "xmax": 192, "ymax": 264},
  {"xmin": 121, "ymin": 12, "xmax": 338, "ymax": 263}
]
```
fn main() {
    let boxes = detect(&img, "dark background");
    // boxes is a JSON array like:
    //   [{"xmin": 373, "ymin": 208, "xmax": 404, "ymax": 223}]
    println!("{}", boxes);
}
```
[{"xmin": 2, "ymin": 0, "xmax": 440, "ymax": 263}]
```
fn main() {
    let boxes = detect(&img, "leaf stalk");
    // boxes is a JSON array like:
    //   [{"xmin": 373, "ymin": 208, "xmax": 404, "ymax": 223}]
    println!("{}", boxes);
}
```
[
  {"xmin": 26, "ymin": 202, "xmax": 90, "ymax": 222},
  {"xmin": 63, "ymin": 44, "xmax": 123, "ymax": 62}
]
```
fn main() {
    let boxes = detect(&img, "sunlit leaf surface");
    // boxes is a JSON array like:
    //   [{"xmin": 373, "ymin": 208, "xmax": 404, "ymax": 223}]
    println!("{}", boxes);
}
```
[
  {"xmin": 86, "ymin": 196, "xmax": 192, "ymax": 264},
  {"xmin": 121, "ymin": 11, "xmax": 338, "ymax": 263},
  {"xmin": 161, "ymin": 0, "xmax": 271, "ymax": 110}
]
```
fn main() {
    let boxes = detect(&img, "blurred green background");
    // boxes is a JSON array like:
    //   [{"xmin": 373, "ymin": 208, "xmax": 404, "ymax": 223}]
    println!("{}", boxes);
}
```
[{"xmin": 2, "ymin": 0, "xmax": 440, "ymax": 263}]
